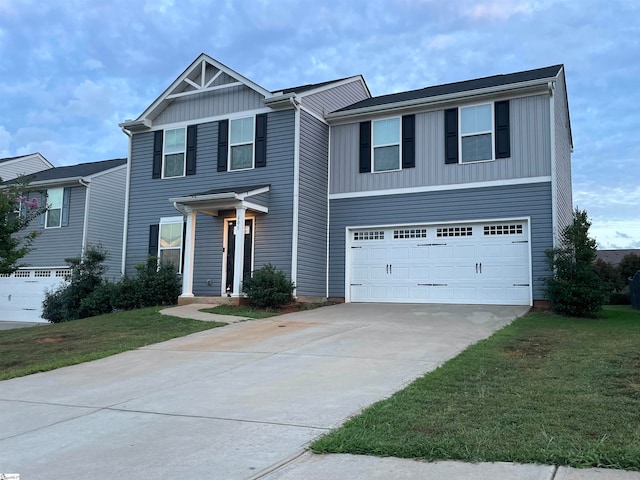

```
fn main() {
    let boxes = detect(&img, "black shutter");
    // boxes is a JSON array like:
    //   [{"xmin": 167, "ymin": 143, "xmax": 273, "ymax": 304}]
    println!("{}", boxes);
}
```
[
  {"xmin": 495, "ymin": 100, "xmax": 511, "ymax": 159},
  {"xmin": 148, "ymin": 224, "xmax": 159, "ymax": 257},
  {"xmin": 61, "ymin": 187, "xmax": 71, "ymax": 227},
  {"xmin": 217, "ymin": 119, "xmax": 229, "ymax": 172},
  {"xmin": 152, "ymin": 131, "xmax": 163, "ymax": 179},
  {"xmin": 181, "ymin": 221, "xmax": 187, "ymax": 273},
  {"xmin": 186, "ymin": 125, "xmax": 197, "ymax": 176},
  {"xmin": 359, "ymin": 121, "xmax": 371, "ymax": 173},
  {"xmin": 402, "ymin": 114, "xmax": 415, "ymax": 169},
  {"xmin": 444, "ymin": 108, "xmax": 458, "ymax": 164},
  {"xmin": 255, "ymin": 113, "xmax": 267, "ymax": 168}
]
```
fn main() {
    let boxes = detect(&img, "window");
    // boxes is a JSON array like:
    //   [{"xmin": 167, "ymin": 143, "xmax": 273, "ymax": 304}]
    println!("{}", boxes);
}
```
[
  {"xmin": 372, "ymin": 118, "xmax": 400, "ymax": 172},
  {"xmin": 484, "ymin": 224, "xmax": 523, "ymax": 236},
  {"xmin": 158, "ymin": 218, "xmax": 184, "ymax": 272},
  {"xmin": 394, "ymin": 228, "xmax": 428, "ymax": 239},
  {"xmin": 353, "ymin": 230, "xmax": 385, "ymax": 241},
  {"xmin": 163, "ymin": 127, "xmax": 186, "ymax": 178},
  {"xmin": 229, "ymin": 117, "xmax": 254, "ymax": 170},
  {"xmin": 45, "ymin": 188, "xmax": 63, "ymax": 228},
  {"xmin": 436, "ymin": 226, "xmax": 473, "ymax": 237},
  {"xmin": 460, "ymin": 103, "xmax": 493, "ymax": 163}
]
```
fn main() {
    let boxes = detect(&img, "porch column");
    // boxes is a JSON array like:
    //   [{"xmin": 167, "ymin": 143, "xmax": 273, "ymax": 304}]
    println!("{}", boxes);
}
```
[
  {"xmin": 180, "ymin": 209, "xmax": 197, "ymax": 298},
  {"xmin": 233, "ymin": 206, "xmax": 246, "ymax": 296}
]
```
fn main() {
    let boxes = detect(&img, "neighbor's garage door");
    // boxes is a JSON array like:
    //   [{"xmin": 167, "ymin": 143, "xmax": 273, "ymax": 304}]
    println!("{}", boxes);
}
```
[
  {"xmin": 348, "ymin": 221, "xmax": 531, "ymax": 305},
  {"xmin": 0, "ymin": 269, "xmax": 70, "ymax": 322}
]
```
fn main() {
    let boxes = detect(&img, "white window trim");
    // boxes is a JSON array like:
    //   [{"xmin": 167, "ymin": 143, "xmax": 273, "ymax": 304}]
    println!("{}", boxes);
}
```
[
  {"xmin": 44, "ymin": 187, "xmax": 63, "ymax": 229},
  {"xmin": 228, "ymin": 116, "xmax": 255, "ymax": 172},
  {"xmin": 158, "ymin": 216, "xmax": 184, "ymax": 273},
  {"xmin": 162, "ymin": 127, "xmax": 187, "ymax": 179},
  {"xmin": 459, "ymin": 101, "xmax": 495, "ymax": 164},
  {"xmin": 371, "ymin": 116, "xmax": 402, "ymax": 173}
]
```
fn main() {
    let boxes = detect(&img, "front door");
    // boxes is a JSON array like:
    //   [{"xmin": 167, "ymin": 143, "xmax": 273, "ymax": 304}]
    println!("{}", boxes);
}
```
[{"xmin": 226, "ymin": 219, "xmax": 254, "ymax": 293}]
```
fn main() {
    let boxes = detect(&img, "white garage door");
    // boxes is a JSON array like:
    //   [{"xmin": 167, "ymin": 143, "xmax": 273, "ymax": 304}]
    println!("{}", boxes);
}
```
[
  {"xmin": 0, "ymin": 269, "xmax": 70, "ymax": 322},
  {"xmin": 348, "ymin": 220, "xmax": 531, "ymax": 305}
]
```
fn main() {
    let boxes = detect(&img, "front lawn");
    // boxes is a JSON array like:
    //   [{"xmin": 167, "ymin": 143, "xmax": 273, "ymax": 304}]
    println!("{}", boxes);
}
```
[
  {"xmin": 0, "ymin": 307, "xmax": 225, "ymax": 381},
  {"xmin": 311, "ymin": 306, "xmax": 640, "ymax": 471},
  {"xmin": 200, "ymin": 304, "xmax": 280, "ymax": 319}
]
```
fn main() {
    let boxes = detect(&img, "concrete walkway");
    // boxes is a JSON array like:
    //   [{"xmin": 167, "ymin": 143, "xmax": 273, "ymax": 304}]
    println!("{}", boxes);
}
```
[{"xmin": 1, "ymin": 303, "xmax": 637, "ymax": 479}]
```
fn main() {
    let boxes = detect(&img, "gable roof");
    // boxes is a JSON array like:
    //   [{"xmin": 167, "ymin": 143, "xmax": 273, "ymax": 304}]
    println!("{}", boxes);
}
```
[
  {"xmin": 2, "ymin": 158, "xmax": 126, "ymax": 186},
  {"xmin": 120, "ymin": 53, "xmax": 274, "ymax": 131},
  {"xmin": 276, "ymin": 76, "xmax": 364, "ymax": 95},
  {"xmin": 0, "ymin": 152, "xmax": 54, "ymax": 167},
  {"xmin": 329, "ymin": 64, "xmax": 563, "ymax": 117}
]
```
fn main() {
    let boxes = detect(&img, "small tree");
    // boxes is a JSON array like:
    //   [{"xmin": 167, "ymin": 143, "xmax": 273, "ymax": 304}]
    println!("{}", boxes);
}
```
[
  {"xmin": 42, "ymin": 245, "xmax": 109, "ymax": 322},
  {"xmin": 243, "ymin": 263, "xmax": 295, "ymax": 309},
  {"xmin": 0, "ymin": 177, "xmax": 47, "ymax": 274},
  {"xmin": 545, "ymin": 208, "xmax": 609, "ymax": 317}
]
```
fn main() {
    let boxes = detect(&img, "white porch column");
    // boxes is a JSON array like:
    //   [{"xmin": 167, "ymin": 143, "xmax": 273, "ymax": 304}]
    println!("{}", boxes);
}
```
[
  {"xmin": 180, "ymin": 210, "xmax": 197, "ymax": 298},
  {"xmin": 232, "ymin": 206, "xmax": 247, "ymax": 296}
]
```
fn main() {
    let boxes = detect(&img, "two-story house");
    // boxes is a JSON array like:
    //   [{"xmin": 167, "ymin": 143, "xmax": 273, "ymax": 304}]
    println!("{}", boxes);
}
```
[
  {"xmin": 0, "ymin": 158, "xmax": 127, "ymax": 321},
  {"xmin": 0, "ymin": 152, "xmax": 53, "ymax": 181},
  {"xmin": 120, "ymin": 54, "xmax": 572, "ymax": 308}
]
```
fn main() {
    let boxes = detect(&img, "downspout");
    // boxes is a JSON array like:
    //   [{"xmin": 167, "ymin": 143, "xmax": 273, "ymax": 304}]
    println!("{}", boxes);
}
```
[
  {"xmin": 549, "ymin": 81, "xmax": 558, "ymax": 247},
  {"xmin": 172, "ymin": 201, "xmax": 188, "ymax": 216},
  {"xmin": 120, "ymin": 126, "xmax": 133, "ymax": 277},
  {"xmin": 290, "ymin": 95, "xmax": 301, "ymax": 297},
  {"xmin": 79, "ymin": 178, "xmax": 91, "ymax": 255}
]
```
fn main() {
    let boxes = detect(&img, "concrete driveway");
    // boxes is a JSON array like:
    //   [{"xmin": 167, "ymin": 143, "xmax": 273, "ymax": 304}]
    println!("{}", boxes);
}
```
[{"xmin": 0, "ymin": 303, "xmax": 527, "ymax": 479}]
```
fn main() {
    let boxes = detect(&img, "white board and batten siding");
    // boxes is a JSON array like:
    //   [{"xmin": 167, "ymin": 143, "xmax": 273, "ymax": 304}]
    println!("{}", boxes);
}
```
[{"xmin": 346, "ymin": 219, "xmax": 532, "ymax": 306}]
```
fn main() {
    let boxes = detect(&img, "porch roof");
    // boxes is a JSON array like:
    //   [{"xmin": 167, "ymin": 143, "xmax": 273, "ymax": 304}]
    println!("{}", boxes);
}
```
[{"xmin": 169, "ymin": 184, "xmax": 270, "ymax": 216}]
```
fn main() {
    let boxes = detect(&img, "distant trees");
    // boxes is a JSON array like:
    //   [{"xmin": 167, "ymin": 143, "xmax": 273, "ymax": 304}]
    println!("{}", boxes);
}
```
[{"xmin": 594, "ymin": 251, "xmax": 640, "ymax": 304}]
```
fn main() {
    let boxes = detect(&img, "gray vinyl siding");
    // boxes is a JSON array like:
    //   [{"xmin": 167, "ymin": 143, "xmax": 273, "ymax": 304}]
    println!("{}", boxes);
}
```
[
  {"xmin": 330, "ymin": 94, "xmax": 551, "ymax": 195},
  {"xmin": 125, "ymin": 110, "xmax": 295, "ymax": 295},
  {"xmin": 296, "ymin": 110, "xmax": 329, "ymax": 296},
  {"xmin": 328, "ymin": 182, "xmax": 553, "ymax": 300},
  {"xmin": 0, "ymin": 157, "xmax": 51, "ymax": 181},
  {"xmin": 85, "ymin": 167, "xmax": 127, "ymax": 280},
  {"xmin": 20, "ymin": 186, "xmax": 86, "ymax": 266},
  {"xmin": 301, "ymin": 80, "xmax": 370, "ymax": 117},
  {"xmin": 554, "ymin": 70, "xmax": 573, "ymax": 240},
  {"xmin": 152, "ymin": 85, "xmax": 265, "ymax": 126}
]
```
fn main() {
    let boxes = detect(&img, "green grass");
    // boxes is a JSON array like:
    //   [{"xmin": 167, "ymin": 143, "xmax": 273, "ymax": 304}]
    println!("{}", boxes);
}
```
[
  {"xmin": 200, "ymin": 304, "xmax": 280, "ymax": 319},
  {"xmin": 0, "ymin": 307, "xmax": 225, "ymax": 380},
  {"xmin": 311, "ymin": 306, "xmax": 640, "ymax": 471}
]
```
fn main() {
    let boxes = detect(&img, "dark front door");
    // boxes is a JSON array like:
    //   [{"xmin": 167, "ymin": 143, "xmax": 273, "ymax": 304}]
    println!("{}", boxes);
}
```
[{"xmin": 226, "ymin": 219, "xmax": 254, "ymax": 293}]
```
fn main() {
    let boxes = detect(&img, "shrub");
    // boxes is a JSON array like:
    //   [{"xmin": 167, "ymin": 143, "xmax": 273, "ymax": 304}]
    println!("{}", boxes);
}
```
[
  {"xmin": 43, "ymin": 245, "xmax": 108, "ymax": 322},
  {"xmin": 78, "ymin": 281, "xmax": 118, "ymax": 318},
  {"xmin": 113, "ymin": 259, "xmax": 181, "ymax": 310},
  {"xmin": 243, "ymin": 263, "xmax": 295, "ymax": 308},
  {"xmin": 545, "ymin": 208, "xmax": 609, "ymax": 317}
]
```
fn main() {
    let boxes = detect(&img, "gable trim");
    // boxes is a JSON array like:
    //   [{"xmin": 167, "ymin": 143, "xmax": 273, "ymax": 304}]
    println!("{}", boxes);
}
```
[{"xmin": 329, "ymin": 176, "xmax": 552, "ymax": 200}]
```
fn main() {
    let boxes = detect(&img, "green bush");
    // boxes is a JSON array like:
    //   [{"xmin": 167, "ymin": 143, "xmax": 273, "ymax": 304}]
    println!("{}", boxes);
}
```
[
  {"xmin": 545, "ymin": 208, "xmax": 609, "ymax": 317},
  {"xmin": 243, "ymin": 263, "xmax": 295, "ymax": 309},
  {"xmin": 43, "ymin": 250, "xmax": 181, "ymax": 322},
  {"xmin": 43, "ymin": 246, "xmax": 108, "ymax": 323}
]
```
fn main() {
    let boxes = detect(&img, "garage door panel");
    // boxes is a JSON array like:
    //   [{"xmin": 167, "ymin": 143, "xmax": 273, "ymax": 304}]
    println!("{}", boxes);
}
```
[
  {"xmin": 0, "ymin": 269, "xmax": 69, "ymax": 322},
  {"xmin": 348, "ymin": 221, "xmax": 531, "ymax": 306}
]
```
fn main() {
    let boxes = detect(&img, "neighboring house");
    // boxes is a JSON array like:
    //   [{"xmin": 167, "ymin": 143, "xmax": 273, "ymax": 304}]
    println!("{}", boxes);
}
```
[
  {"xmin": 120, "ymin": 53, "xmax": 572, "ymax": 308},
  {"xmin": 0, "ymin": 158, "xmax": 127, "ymax": 321},
  {"xmin": 0, "ymin": 152, "xmax": 53, "ymax": 181},
  {"xmin": 596, "ymin": 249, "xmax": 640, "ymax": 266}
]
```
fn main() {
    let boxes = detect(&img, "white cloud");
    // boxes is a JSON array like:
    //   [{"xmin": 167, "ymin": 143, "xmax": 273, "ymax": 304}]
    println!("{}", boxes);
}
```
[
  {"xmin": 84, "ymin": 58, "xmax": 104, "ymax": 70},
  {"xmin": 463, "ymin": 0, "xmax": 538, "ymax": 21},
  {"xmin": 0, "ymin": 125, "xmax": 11, "ymax": 156}
]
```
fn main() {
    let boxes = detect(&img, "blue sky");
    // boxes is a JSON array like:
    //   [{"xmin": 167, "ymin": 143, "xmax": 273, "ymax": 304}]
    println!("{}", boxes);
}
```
[{"xmin": 0, "ymin": 0, "xmax": 638, "ymax": 249}]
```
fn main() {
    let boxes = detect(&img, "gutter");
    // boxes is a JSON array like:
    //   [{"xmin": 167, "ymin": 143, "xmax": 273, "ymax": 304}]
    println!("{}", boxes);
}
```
[{"xmin": 325, "ymin": 77, "xmax": 557, "ymax": 122}]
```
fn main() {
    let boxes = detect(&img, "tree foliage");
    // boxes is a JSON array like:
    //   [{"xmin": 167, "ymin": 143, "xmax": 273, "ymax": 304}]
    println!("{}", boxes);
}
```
[
  {"xmin": 243, "ymin": 263, "xmax": 295, "ymax": 308},
  {"xmin": 0, "ymin": 177, "xmax": 47, "ymax": 274},
  {"xmin": 545, "ymin": 208, "xmax": 609, "ymax": 317},
  {"xmin": 619, "ymin": 252, "xmax": 640, "ymax": 285}
]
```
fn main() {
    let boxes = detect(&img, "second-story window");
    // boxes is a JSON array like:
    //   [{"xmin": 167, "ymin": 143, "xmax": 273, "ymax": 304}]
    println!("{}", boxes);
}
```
[
  {"xmin": 229, "ymin": 117, "xmax": 254, "ymax": 171},
  {"xmin": 372, "ymin": 118, "xmax": 401, "ymax": 172},
  {"xmin": 460, "ymin": 104, "xmax": 493, "ymax": 162},
  {"xmin": 45, "ymin": 187, "xmax": 63, "ymax": 228},
  {"xmin": 163, "ymin": 127, "xmax": 186, "ymax": 178}
]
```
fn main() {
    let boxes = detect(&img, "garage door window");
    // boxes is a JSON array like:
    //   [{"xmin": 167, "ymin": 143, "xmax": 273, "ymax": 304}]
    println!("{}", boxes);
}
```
[
  {"xmin": 354, "ymin": 230, "xmax": 385, "ymax": 241},
  {"xmin": 393, "ymin": 228, "xmax": 428, "ymax": 239},
  {"xmin": 484, "ymin": 224, "xmax": 523, "ymax": 235},
  {"xmin": 436, "ymin": 226, "xmax": 473, "ymax": 237}
]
